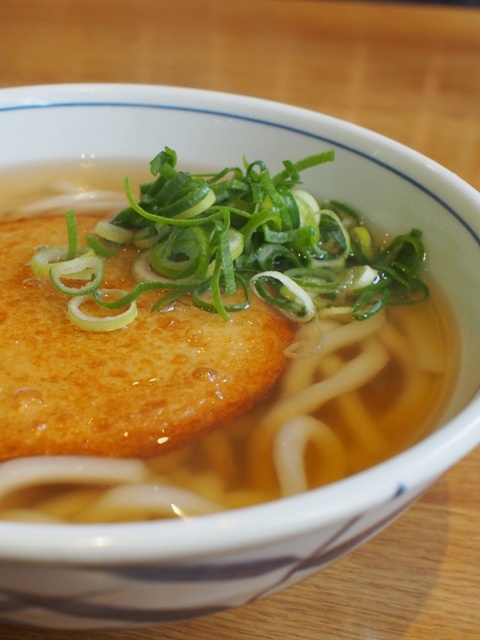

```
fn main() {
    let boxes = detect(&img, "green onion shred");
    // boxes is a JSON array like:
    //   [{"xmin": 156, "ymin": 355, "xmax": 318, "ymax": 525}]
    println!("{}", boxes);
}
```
[{"xmin": 33, "ymin": 147, "xmax": 430, "ymax": 329}]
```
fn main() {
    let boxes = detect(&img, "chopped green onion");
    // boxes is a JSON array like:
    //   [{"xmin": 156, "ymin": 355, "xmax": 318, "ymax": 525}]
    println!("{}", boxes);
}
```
[
  {"xmin": 94, "ymin": 220, "xmax": 133, "ymax": 244},
  {"xmin": 250, "ymin": 271, "xmax": 316, "ymax": 322},
  {"xmin": 217, "ymin": 220, "xmax": 236, "ymax": 296},
  {"xmin": 284, "ymin": 267, "xmax": 339, "ymax": 292},
  {"xmin": 132, "ymin": 225, "xmax": 162, "ymax": 250},
  {"xmin": 49, "ymin": 255, "xmax": 104, "ymax": 296},
  {"xmin": 132, "ymin": 249, "xmax": 169, "ymax": 283},
  {"xmin": 68, "ymin": 289, "xmax": 137, "ymax": 332},
  {"xmin": 174, "ymin": 187, "xmax": 216, "ymax": 219},
  {"xmin": 123, "ymin": 176, "xmax": 221, "ymax": 228},
  {"xmin": 256, "ymin": 243, "xmax": 304, "ymax": 271},
  {"xmin": 351, "ymin": 226, "xmax": 374, "ymax": 260},
  {"xmin": 206, "ymin": 228, "xmax": 244, "ymax": 276},
  {"xmin": 150, "ymin": 225, "xmax": 211, "ymax": 280},
  {"xmin": 30, "ymin": 246, "xmax": 94, "ymax": 276},
  {"xmin": 271, "ymin": 150, "xmax": 335, "ymax": 185},
  {"xmin": 315, "ymin": 209, "xmax": 352, "ymax": 266},
  {"xmin": 151, "ymin": 290, "xmax": 184, "ymax": 312},
  {"xmin": 65, "ymin": 209, "xmax": 78, "ymax": 260},
  {"xmin": 192, "ymin": 273, "xmax": 250, "ymax": 318},
  {"xmin": 31, "ymin": 146, "xmax": 430, "ymax": 330},
  {"xmin": 92, "ymin": 279, "xmax": 205, "ymax": 310},
  {"xmin": 338, "ymin": 265, "xmax": 378, "ymax": 293},
  {"xmin": 86, "ymin": 235, "xmax": 117, "ymax": 258}
]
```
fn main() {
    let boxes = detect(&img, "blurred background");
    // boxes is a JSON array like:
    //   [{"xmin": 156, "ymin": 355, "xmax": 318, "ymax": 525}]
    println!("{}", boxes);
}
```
[
  {"xmin": 3, "ymin": 0, "xmax": 478, "ymax": 188},
  {"xmin": 0, "ymin": 1, "xmax": 479, "ymax": 638}
]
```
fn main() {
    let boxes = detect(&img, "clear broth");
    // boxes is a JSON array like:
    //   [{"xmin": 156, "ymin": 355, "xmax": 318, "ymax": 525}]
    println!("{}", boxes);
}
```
[{"xmin": 0, "ymin": 160, "xmax": 460, "ymax": 523}]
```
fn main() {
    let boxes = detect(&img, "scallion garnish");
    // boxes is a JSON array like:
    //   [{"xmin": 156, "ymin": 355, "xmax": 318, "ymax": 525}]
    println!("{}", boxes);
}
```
[
  {"xmin": 30, "ymin": 245, "xmax": 94, "ymax": 276},
  {"xmin": 250, "ymin": 271, "xmax": 316, "ymax": 322},
  {"xmin": 49, "ymin": 254, "xmax": 104, "ymax": 296},
  {"xmin": 86, "ymin": 235, "xmax": 117, "ymax": 258},
  {"xmin": 65, "ymin": 209, "xmax": 78, "ymax": 260},
  {"xmin": 94, "ymin": 220, "xmax": 133, "ymax": 245},
  {"xmin": 68, "ymin": 289, "xmax": 138, "ymax": 332},
  {"xmin": 31, "ymin": 147, "xmax": 430, "ymax": 331}
]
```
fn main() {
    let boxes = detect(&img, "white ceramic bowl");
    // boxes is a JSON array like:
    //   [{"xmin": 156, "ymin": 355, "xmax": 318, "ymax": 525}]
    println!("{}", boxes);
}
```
[{"xmin": 0, "ymin": 84, "xmax": 478, "ymax": 630}]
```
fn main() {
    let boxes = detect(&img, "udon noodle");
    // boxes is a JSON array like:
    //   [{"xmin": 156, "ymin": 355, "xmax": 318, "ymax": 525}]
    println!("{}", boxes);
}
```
[{"xmin": 0, "ymin": 164, "xmax": 456, "ymax": 523}]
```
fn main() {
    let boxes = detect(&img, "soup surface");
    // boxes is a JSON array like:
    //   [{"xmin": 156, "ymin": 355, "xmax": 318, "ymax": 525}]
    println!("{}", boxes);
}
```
[{"xmin": 0, "ymin": 161, "xmax": 458, "ymax": 523}]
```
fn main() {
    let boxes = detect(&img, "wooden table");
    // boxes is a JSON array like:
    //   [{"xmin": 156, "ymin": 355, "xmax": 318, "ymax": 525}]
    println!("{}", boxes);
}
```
[{"xmin": 0, "ymin": 1, "xmax": 479, "ymax": 638}]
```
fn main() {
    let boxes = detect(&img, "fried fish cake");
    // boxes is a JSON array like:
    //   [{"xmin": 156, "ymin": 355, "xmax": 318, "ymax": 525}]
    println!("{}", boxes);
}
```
[{"xmin": 0, "ymin": 215, "xmax": 293, "ymax": 460}]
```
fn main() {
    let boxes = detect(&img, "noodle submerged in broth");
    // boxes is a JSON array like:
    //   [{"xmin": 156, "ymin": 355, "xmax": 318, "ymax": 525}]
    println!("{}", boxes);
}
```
[{"xmin": 0, "ymin": 155, "xmax": 457, "ymax": 523}]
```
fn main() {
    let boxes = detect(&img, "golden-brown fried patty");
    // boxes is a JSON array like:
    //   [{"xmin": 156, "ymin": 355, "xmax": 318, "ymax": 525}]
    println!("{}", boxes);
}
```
[{"xmin": 0, "ymin": 215, "xmax": 293, "ymax": 460}]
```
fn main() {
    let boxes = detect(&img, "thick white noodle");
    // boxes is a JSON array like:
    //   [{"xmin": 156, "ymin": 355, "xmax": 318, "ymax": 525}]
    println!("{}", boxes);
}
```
[
  {"xmin": 317, "ymin": 354, "xmax": 387, "ymax": 462},
  {"xmin": 281, "ymin": 311, "xmax": 386, "ymax": 397},
  {"xmin": 320, "ymin": 309, "xmax": 386, "ymax": 355},
  {"xmin": 273, "ymin": 416, "xmax": 347, "ymax": 496},
  {"xmin": 74, "ymin": 484, "xmax": 223, "ymax": 522},
  {"xmin": 283, "ymin": 315, "xmax": 328, "ymax": 360},
  {"xmin": 264, "ymin": 337, "xmax": 390, "ymax": 432},
  {"xmin": 280, "ymin": 321, "xmax": 331, "ymax": 396},
  {"xmin": 395, "ymin": 309, "xmax": 447, "ymax": 374},
  {"xmin": 377, "ymin": 322, "xmax": 436, "ymax": 443},
  {"xmin": 8, "ymin": 189, "xmax": 127, "ymax": 219},
  {"xmin": 0, "ymin": 456, "xmax": 149, "ymax": 499}
]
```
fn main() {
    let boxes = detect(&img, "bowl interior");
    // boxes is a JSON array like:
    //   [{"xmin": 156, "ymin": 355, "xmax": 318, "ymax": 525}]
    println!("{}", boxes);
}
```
[{"xmin": 0, "ymin": 84, "xmax": 478, "ymax": 554}]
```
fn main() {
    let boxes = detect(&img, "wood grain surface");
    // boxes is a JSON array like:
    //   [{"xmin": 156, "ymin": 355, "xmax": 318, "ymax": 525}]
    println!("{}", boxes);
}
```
[{"xmin": 0, "ymin": 1, "xmax": 479, "ymax": 638}]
